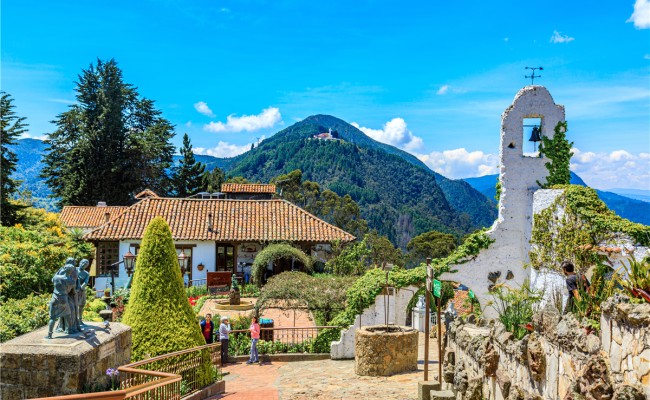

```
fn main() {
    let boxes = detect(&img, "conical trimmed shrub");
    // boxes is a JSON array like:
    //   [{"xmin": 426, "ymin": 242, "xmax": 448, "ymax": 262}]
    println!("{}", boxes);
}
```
[{"xmin": 123, "ymin": 217, "xmax": 206, "ymax": 361}]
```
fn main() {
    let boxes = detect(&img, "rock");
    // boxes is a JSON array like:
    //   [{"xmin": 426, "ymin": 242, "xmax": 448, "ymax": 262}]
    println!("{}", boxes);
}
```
[
  {"xmin": 496, "ymin": 369, "xmax": 512, "ymax": 398},
  {"xmin": 506, "ymin": 270, "xmax": 514, "ymax": 280},
  {"xmin": 466, "ymin": 378, "xmax": 483, "ymax": 400},
  {"xmin": 527, "ymin": 333, "xmax": 546, "ymax": 381},
  {"xmin": 556, "ymin": 313, "xmax": 584, "ymax": 351},
  {"xmin": 611, "ymin": 385, "xmax": 644, "ymax": 400},
  {"xmin": 430, "ymin": 389, "xmax": 456, "ymax": 400},
  {"xmin": 507, "ymin": 385, "xmax": 525, "ymax": 400},
  {"xmin": 443, "ymin": 366, "xmax": 455, "ymax": 383},
  {"xmin": 488, "ymin": 271, "xmax": 502, "ymax": 283},
  {"xmin": 481, "ymin": 342, "xmax": 500, "ymax": 377},
  {"xmin": 577, "ymin": 355, "xmax": 613, "ymax": 400},
  {"xmin": 534, "ymin": 303, "xmax": 561, "ymax": 339},
  {"xmin": 453, "ymin": 360, "xmax": 468, "ymax": 393},
  {"xmin": 585, "ymin": 335, "xmax": 600, "ymax": 354}
]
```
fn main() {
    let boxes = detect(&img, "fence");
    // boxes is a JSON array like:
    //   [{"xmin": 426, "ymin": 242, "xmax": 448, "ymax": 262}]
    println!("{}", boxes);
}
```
[
  {"xmin": 229, "ymin": 326, "xmax": 336, "ymax": 353},
  {"xmin": 36, "ymin": 343, "xmax": 221, "ymax": 400}
]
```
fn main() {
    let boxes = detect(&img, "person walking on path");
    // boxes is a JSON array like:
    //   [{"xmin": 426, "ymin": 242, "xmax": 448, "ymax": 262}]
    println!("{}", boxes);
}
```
[
  {"xmin": 219, "ymin": 316, "xmax": 231, "ymax": 365},
  {"xmin": 247, "ymin": 316, "xmax": 261, "ymax": 364},
  {"xmin": 200, "ymin": 314, "xmax": 214, "ymax": 344}
]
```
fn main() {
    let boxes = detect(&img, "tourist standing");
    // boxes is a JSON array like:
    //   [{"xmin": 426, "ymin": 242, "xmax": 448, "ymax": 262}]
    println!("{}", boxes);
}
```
[
  {"xmin": 562, "ymin": 260, "xmax": 589, "ymax": 314},
  {"xmin": 247, "ymin": 316, "xmax": 261, "ymax": 364},
  {"xmin": 219, "ymin": 316, "xmax": 231, "ymax": 364},
  {"xmin": 200, "ymin": 314, "xmax": 214, "ymax": 344}
]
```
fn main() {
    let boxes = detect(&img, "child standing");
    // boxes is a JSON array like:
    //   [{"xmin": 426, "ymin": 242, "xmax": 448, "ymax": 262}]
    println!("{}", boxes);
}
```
[{"xmin": 247, "ymin": 316, "xmax": 261, "ymax": 364}]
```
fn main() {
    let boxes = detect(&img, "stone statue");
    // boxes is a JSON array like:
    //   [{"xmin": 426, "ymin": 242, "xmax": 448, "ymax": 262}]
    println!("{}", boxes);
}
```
[
  {"xmin": 443, "ymin": 301, "xmax": 458, "ymax": 349},
  {"xmin": 46, "ymin": 260, "xmax": 77, "ymax": 338},
  {"xmin": 77, "ymin": 259, "xmax": 90, "ymax": 326},
  {"xmin": 231, "ymin": 273, "xmax": 239, "ymax": 291},
  {"xmin": 229, "ymin": 273, "xmax": 241, "ymax": 305}
]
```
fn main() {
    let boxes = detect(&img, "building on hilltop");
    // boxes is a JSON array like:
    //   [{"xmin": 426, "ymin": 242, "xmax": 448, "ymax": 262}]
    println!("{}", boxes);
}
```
[
  {"xmin": 82, "ymin": 197, "xmax": 355, "ymax": 292},
  {"xmin": 312, "ymin": 128, "xmax": 339, "ymax": 141}
]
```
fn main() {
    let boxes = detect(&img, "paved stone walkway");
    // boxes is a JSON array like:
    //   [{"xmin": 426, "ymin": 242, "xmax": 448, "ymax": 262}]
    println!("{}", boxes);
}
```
[
  {"xmin": 200, "ymin": 298, "xmax": 315, "ymax": 328},
  {"xmin": 210, "ymin": 333, "xmax": 442, "ymax": 400}
]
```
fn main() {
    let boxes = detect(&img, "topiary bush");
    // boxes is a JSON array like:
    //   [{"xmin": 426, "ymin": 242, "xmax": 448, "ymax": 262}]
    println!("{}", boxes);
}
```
[
  {"xmin": 122, "ymin": 217, "xmax": 211, "ymax": 386},
  {"xmin": 251, "ymin": 243, "xmax": 313, "ymax": 285}
]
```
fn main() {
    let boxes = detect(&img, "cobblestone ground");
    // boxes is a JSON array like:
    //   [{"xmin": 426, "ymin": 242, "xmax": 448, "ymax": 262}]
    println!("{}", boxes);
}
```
[{"xmin": 211, "ymin": 333, "xmax": 441, "ymax": 400}]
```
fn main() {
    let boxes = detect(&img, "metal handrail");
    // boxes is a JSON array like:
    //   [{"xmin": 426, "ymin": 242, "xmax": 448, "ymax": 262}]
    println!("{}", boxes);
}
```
[
  {"xmin": 229, "ymin": 326, "xmax": 337, "ymax": 334},
  {"xmin": 34, "ymin": 343, "xmax": 221, "ymax": 400}
]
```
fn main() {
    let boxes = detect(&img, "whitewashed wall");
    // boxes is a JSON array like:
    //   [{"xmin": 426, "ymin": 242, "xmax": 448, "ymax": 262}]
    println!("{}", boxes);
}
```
[
  {"xmin": 439, "ymin": 86, "xmax": 565, "ymax": 318},
  {"xmin": 331, "ymin": 285, "xmax": 418, "ymax": 359}
]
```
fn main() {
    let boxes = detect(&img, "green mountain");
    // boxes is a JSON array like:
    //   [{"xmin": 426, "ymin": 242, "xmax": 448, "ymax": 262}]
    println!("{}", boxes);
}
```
[
  {"xmin": 224, "ymin": 115, "xmax": 497, "ymax": 246},
  {"xmin": 463, "ymin": 173, "xmax": 650, "ymax": 226}
]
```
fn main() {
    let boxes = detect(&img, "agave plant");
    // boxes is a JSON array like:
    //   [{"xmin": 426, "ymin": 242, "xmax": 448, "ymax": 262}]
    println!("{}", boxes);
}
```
[{"xmin": 620, "ymin": 256, "xmax": 650, "ymax": 303}]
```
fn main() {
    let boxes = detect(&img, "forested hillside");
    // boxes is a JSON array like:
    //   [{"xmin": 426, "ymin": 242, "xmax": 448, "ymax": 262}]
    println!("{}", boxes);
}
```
[{"xmin": 226, "ymin": 115, "xmax": 497, "ymax": 246}]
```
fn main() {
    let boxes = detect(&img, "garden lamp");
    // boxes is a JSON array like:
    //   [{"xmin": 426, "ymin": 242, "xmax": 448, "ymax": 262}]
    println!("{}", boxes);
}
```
[
  {"xmin": 178, "ymin": 249, "xmax": 189, "ymax": 275},
  {"xmin": 123, "ymin": 250, "xmax": 136, "ymax": 277}
]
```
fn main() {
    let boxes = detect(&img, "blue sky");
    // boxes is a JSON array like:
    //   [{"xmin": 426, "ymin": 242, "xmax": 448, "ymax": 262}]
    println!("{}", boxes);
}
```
[{"xmin": 2, "ymin": 0, "xmax": 649, "ymax": 190}]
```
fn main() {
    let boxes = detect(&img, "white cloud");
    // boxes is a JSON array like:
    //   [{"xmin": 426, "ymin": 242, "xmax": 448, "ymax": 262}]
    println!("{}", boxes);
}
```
[
  {"xmin": 628, "ymin": 0, "xmax": 650, "ymax": 29},
  {"xmin": 570, "ymin": 147, "xmax": 650, "ymax": 190},
  {"xmin": 194, "ymin": 141, "xmax": 251, "ymax": 158},
  {"xmin": 20, "ymin": 132, "xmax": 48, "ymax": 141},
  {"xmin": 416, "ymin": 148, "xmax": 499, "ymax": 179},
  {"xmin": 204, "ymin": 107, "xmax": 282, "ymax": 133},
  {"xmin": 351, "ymin": 118, "xmax": 424, "ymax": 151},
  {"xmin": 437, "ymin": 85, "xmax": 450, "ymax": 95},
  {"xmin": 185, "ymin": 121, "xmax": 192, "ymax": 127},
  {"xmin": 194, "ymin": 101, "xmax": 215, "ymax": 118},
  {"xmin": 550, "ymin": 30, "xmax": 575, "ymax": 43}
]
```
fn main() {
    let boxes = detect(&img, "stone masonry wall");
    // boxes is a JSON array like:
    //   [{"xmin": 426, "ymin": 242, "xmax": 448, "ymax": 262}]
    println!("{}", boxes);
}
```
[
  {"xmin": 354, "ymin": 325, "xmax": 418, "ymax": 376},
  {"xmin": 0, "ymin": 323, "xmax": 131, "ymax": 399},
  {"xmin": 445, "ymin": 300, "xmax": 648, "ymax": 400}
]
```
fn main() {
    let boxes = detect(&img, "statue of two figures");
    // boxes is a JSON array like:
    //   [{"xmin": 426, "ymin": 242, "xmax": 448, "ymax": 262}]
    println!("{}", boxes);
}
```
[{"xmin": 46, "ymin": 258, "xmax": 90, "ymax": 339}]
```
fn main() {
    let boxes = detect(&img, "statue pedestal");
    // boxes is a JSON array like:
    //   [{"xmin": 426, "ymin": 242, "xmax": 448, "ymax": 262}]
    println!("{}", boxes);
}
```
[{"xmin": 0, "ymin": 322, "xmax": 131, "ymax": 399}]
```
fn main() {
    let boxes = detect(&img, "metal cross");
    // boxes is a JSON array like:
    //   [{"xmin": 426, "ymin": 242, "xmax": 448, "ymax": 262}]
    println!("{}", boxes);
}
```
[{"xmin": 525, "ymin": 66, "xmax": 543, "ymax": 85}]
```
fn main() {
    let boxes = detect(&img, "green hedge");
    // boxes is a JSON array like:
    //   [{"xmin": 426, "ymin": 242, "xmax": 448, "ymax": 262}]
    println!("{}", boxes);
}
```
[{"xmin": 251, "ymin": 243, "xmax": 313, "ymax": 285}]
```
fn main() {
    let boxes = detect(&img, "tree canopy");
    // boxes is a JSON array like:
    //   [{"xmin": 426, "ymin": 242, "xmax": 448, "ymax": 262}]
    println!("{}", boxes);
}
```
[
  {"xmin": 171, "ymin": 133, "xmax": 205, "ymax": 197},
  {"xmin": 42, "ymin": 59, "xmax": 175, "ymax": 206},
  {"xmin": 251, "ymin": 243, "xmax": 312, "ymax": 285},
  {"xmin": 406, "ymin": 230, "xmax": 457, "ymax": 268},
  {"xmin": 1, "ymin": 91, "xmax": 28, "ymax": 225}
]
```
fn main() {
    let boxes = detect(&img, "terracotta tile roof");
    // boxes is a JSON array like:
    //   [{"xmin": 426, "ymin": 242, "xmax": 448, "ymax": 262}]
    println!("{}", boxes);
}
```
[
  {"xmin": 221, "ymin": 183, "xmax": 276, "ymax": 194},
  {"xmin": 134, "ymin": 189, "xmax": 159, "ymax": 199},
  {"xmin": 84, "ymin": 198, "xmax": 355, "ymax": 243},
  {"xmin": 450, "ymin": 290, "xmax": 472, "ymax": 316},
  {"xmin": 578, "ymin": 244, "xmax": 624, "ymax": 254},
  {"xmin": 60, "ymin": 206, "xmax": 129, "ymax": 229}
]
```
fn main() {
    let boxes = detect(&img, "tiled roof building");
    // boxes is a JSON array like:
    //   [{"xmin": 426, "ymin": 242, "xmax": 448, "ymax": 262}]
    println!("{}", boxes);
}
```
[
  {"xmin": 60, "ymin": 205, "xmax": 129, "ymax": 229},
  {"xmin": 221, "ymin": 183, "xmax": 276, "ymax": 194},
  {"xmin": 84, "ymin": 197, "xmax": 355, "ymax": 243}
]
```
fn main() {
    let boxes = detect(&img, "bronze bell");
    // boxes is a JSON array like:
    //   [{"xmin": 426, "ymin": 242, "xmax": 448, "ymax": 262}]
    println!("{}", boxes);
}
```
[{"xmin": 528, "ymin": 126, "xmax": 542, "ymax": 142}]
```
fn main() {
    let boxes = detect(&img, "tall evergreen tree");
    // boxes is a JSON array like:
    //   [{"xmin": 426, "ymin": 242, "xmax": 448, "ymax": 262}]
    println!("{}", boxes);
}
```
[
  {"xmin": 538, "ymin": 121, "xmax": 574, "ymax": 188},
  {"xmin": 171, "ymin": 133, "xmax": 205, "ymax": 197},
  {"xmin": 201, "ymin": 166, "xmax": 226, "ymax": 193},
  {"xmin": 42, "ymin": 59, "xmax": 175, "ymax": 206},
  {"xmin": 0, "ymin": 92, "xmax": 28, "ymax": 225}
]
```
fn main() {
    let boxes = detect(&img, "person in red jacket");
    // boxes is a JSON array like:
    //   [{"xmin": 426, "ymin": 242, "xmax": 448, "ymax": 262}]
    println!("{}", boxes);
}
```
[
  {"xmin": 247, "ymin": 316, "xmax": 261, "ymax": 364},
  {"xmin": 200, "ymin": 314, "xmax": 214, "ymax": 344}
]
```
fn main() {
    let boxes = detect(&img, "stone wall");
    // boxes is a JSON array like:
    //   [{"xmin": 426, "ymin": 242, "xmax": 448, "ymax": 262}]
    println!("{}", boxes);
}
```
[
  {"xmin": 601, "ymin": 297, "xmax": 650, "ymax": 398},
  {"xmin": 445, "ymin": 300, "xmax": 648, "ymax": 399},
  {"xmin": 354, "ymin": 325, "xmax": 418, "ymax": 376},
  {"xmin": 331, "ymin": 285, "xmax": 418, "ymax": 359},
  {"xmin": 0, "ymin": 323, "xmax": 131, "ymax": 399}
]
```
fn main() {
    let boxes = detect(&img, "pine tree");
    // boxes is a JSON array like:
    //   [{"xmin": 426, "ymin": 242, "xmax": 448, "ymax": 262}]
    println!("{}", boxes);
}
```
[
  {"xmin": 171, "ymin": 133, "xmax": 205, "ymax": 197},
  {"xmin": 122, "ymin": 217, "xmax": 211, "ymax": 386},
  {"xmin": 201, "ymin": 167, "xmax": 226, "ymax": 193},
  {"xmin": 0, "ymin": 92, "xmax": 28, "ymax": 225},
  {"xmin": 42, "ymin": 59, "xmax": 175, "ymax": 206},
  {"xmin": 538, "ymin": 121, "xmax": 574, "ymax": 188}
]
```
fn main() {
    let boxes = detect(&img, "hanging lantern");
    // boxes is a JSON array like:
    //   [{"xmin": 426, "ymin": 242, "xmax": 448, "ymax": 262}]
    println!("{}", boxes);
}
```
[
  {"xmin": 123, "ymin": 250, "xmax": 136, "ymax": 277},
  {"xmin": 178, "ymin": 249, "xmax": 189, "ymax": 275}
]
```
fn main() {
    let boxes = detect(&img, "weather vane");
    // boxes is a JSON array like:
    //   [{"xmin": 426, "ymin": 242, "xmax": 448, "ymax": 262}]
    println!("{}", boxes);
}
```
[{"xmin": 525, "ymin": 66, "xmax": 543, "ymax": 85}]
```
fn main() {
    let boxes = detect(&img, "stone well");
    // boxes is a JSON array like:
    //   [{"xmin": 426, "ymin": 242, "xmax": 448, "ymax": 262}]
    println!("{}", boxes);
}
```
[{"xmin": 354, "ymin": 325, "xmax": 418, "ymax": 376}]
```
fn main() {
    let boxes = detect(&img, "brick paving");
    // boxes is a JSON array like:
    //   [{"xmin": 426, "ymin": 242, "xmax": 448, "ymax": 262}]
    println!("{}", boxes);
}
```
[{"xmin": 209, "ymin": 333, "xmax": 442, "ymax": 400}]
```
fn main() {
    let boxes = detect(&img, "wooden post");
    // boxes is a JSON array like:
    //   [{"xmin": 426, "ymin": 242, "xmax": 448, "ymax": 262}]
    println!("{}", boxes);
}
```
[
  {"xmin": 437, "ymin": 295, "xmax": 442, "ymax": 383},
  {"xmin": 424, "ymin": 258, "xmax": 431, "ymax": 381}
]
